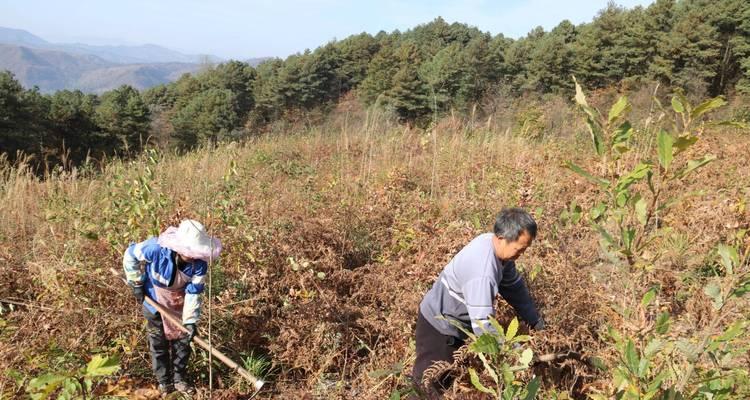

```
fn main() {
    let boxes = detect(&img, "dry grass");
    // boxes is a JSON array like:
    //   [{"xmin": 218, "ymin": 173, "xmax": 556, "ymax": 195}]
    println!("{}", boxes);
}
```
[{"xmin": 1, "ymin": 96, "xmax": 749, "ymax": 399}]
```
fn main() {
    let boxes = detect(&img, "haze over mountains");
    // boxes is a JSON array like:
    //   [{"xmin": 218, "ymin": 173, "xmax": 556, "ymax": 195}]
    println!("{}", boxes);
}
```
[{"xmin": 0, "ymin": 26, "xmax": 268, "ymax": 93}]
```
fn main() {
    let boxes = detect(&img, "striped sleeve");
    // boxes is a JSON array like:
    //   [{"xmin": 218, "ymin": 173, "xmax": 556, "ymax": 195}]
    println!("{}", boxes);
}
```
[
  {"xmin": 122, "ymin": 239, "xmax": 158, "ymax": 285},
  {"xmin": 462, "ymin": 277, "xmax": 499, "ymax": 336},
  {"xmin": 182, "ymin": 260, "xmax": 207, "ymax": 324}
]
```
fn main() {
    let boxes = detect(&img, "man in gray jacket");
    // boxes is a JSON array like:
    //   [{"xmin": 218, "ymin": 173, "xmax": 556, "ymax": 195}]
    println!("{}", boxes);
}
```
[{"xmin": 413, "ymin": 207, "xmax": 544, "ymax": 393}]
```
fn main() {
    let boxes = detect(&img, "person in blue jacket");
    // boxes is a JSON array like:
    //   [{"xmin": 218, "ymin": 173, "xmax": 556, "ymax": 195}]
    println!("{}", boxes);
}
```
[
  {"xmin": 413, "ymin": 207, "xmax": 544, "ymax": 394},
  {"xmin": 123, "ymin": 219, "xmax": 221, "ymax": 396}
]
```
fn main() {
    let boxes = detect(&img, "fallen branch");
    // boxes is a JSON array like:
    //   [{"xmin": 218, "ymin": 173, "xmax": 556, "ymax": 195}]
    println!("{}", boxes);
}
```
[{"xmin": 0, "ymin": 298, "xmax": 53, "ymax": 311}]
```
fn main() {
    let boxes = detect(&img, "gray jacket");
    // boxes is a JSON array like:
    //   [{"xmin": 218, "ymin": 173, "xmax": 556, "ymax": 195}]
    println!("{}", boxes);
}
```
[{"xmin": 419, "ymin": 233, "xmax": 540, "ymax": 338}]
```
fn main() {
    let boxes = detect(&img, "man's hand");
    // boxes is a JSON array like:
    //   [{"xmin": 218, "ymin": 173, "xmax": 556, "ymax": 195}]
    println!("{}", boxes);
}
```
[
  {"xmin": 532, "ymin": 318, "xmax": 545, "ymax": 331},
  {"xmin": 131, "ymin": 285, "xmax": 145, "ymax": 304},
  {"xmin": 184, "ymin": 323, "xmax": 197, "ymax": 341}
]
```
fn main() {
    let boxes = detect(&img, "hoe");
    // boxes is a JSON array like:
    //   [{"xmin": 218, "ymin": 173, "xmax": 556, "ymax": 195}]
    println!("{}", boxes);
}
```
[{"xmin": 111, "ymin": 268, "xmax": 265, "ymax": 395}]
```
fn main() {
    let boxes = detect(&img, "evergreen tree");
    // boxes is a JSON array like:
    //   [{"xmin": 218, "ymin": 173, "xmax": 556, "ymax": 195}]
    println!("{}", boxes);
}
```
[
  {"xmin": 202, "ymin": 60, "xmax": 256, "ymax": 119},
  {"xmin": 503, "ymin": 27, "xmax": 545, "ymax": 92},
  {"xmin": 336, "ymin": 33, "xmax": 380, "ymax": 91},
  {"xmin": 249, "ymin": 59, "xmax": 284, "ymax": 125},
  {"xmin": 652, "ymin": 2, "xmax": 722, "ymax": 95},
  {"xmin": 526, "ymin": 20, "xmax": 578, "ymax": 93},
  {"xmin": 358, "ymin": 42, "xmax": 399, "ymax": 106},
  {"xmin": 386, "ymin": 43, "xmax": 431, "ymax": 124},
  {"xmin": 47, "ymin": 90, "xmax": 100, "ymax": 162},
  {"xmin": 95, "ymin": 85, "xmax": 150, "ymax": 153},
  {"xmin": 0, "ymin": 71, "xmax": 31, "ymax": 156},
  {"xmin": 171, "ymin": 88, "xmax": 239, "ymax": 147},
  {"xmin": 573, "ymin": 3, "xmax": 651, "ymax": 88}
]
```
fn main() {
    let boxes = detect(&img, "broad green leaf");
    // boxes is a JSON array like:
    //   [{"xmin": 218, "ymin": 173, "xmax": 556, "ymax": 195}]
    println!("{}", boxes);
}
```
[
  {"xmin": 506, "ymin": 318, "xmax": 519, "ymax": 341},
  {"xmin": 704, "ymin": 281, "xmax": 721, "ymax": 298},
  {"xmin": 674, "ymin": 155, "xmax": 716, "ymax": 179},
  {"xmin": 717, "ymin": 321, "xmax": 745, "ymax": 342},
  {"xmin": 647, "ymin": 169, "xmax": 655, "ymax": 194},
  {"xmin": 61, "ymin": 378, "xmax": 81, "ymax": 398},
  {"xmin": 27, "ymin": 374, "xmax": 67, "ymax": 399},
  {"xmin": 608, "ymin": 96, "xmax": 630, "ymax": 123},
  {"xmin": 671, "ymin": 96, "xmax": 685, "ymax": 114},
  {"xmin": 85, "ymin": 354, "xmax": 120, "ymax": 377},
  {"xmin": 27, "ymin": 373, "xmax": 67, "ymax": 390},
  {"xmin": 655, "ymin": 312, "xmax": 670, "ymax": 334},
  {"xmin": 573, "ymin": 76, "xmax": 588, "ymax": 107},
  {"xmin": 589, "ymin": 356, "xmax": 607, "ymax": 371},
  {"xmin": 707, "ymin": 120, "xmax": 750, "ymax": 129},
  {"xmin": 511, "ymin": 335, "xmax": 532, "ymax": 343},
  {"xmin": 584, "ymin": 114, "xmax": 606, "ymax": 157},
  {"xmin": 616, "ymin": 190, "xmax": 629, "ymax": 207},
  {"xmin": 703, "ymin": 281, "xmax": 723, "ymax": 310},
  {"xmin": 637, "ymin": 357, "xmax": 650, "ymax": 378},
  {"xmin": 593, "ymin": 223, "xmax": 615, "ymax": 245},
  {"xmin": 488, "ymin": 317, "xmax": 505, "ymax": 338},
  {"xmin": 676, "ymin": 92, "xmax": 690, "ymax": 113},
  {"xmin": 635, "ymin": 196, "xmax": 648, "ymax": 226},
  {"xmin": 612, "ymin": 121, "xmax": 632, "ymax": 145},
  {"xmin": 565, "ymin": 161, "xmax": 610, "ymax": 188},
  {"xmin": 657, "ymin": 129, "xmax": 674, "ymax": 170},
  {"xmin": 519, "ymin": 348, "xmax": 533, "ymax": 367},
  {"xmin": 502, "ymin": 368, "xmax": 514, "ymax": 386},
  {"xmin": 562, "ymin": 201, "xmax": 583, "ymax": 225},
  {"xmin": 672, "ymin": 135, "xmax": 698, "ymax": 156},
  {"xmin": 622, "ymin": 227, "xmax": 635, "ymax": 251},
  {"xmin": 502, "ymin": 384, "xmax": 517, "ymax": 400},
  {"xmin": 608, "ymin": 326, "xmax": 623, "ymax": 342},
  {"xmin": 477, "ymin": 353, "xmax": 500, "ymax": 384},
  {"xmin": 625, "ymin": 340, "xmax": 639, "ymax": 373},
  {"xmin": 616, "ymin": 162, "xmax": 651, "ymax": 191},
  {"xmin": 613, "ymin": 368, "xmax": 627, "ymax": 391},
  {"xmin": 590, "ymin": 202, "xmax": 607, "ymax": 221},
  {"xmin": 640, "ymin": 287, "xmax": 657, "ymax": 308},
  {"xmin": 717, "ymin": 244, "xmax": 738, "ymax": 275},
  {"xmin": 731, "ymin": 279, "xmax": 750, "ymax": 298},
  {"xmin": 613, "ymin": 143, "xmax": 631, "ymax": 155},
  {"xmin": 646, "ymin": 370, "xmax": 669, "ymax": 394},
  {"xmin": 389, "ymin": 389, "xmax": 401, "ymax": 400},
  {"xmin": 523, "ymin": 376, "xmax": 541, "ymax": 400},
  {"xmin": 470, "ymin": 334, "xmax": 500, "ymax": 355},
  {"xmin": 690, "ymin": 97, "xmax": 726, "ymax": 120},
  {"xmin": 468, "ymin": 367, "xmax": 497, "ymax": 395}
]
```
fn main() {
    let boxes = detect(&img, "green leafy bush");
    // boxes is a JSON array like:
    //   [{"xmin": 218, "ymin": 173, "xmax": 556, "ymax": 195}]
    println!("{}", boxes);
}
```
[{"xmin": 26, "ymin": 354, "xmax": 120, "ymax": 400}]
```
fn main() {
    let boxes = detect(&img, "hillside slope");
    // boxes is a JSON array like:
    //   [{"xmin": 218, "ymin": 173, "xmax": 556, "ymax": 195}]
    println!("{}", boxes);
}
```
[{"xmin": 1, "ymin": 96, "xmax": 748, "ymax": 398}]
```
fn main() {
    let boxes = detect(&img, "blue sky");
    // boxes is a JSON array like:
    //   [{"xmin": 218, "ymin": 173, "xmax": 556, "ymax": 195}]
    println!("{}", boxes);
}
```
[{"xmin": 1, "ymin": 0, "xmax": 654, "ymax": 59}]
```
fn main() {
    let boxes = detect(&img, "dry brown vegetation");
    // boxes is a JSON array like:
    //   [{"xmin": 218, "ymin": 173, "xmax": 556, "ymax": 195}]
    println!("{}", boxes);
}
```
[{"xmin": 1, "ymin": 89, "xmax": 749, "ymax": 399}]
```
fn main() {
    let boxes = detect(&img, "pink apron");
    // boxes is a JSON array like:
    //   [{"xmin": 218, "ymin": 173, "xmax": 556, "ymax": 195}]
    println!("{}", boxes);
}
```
[{"xmin": 153, "ymin": 269, "xmax": 191, "ymax": 340}]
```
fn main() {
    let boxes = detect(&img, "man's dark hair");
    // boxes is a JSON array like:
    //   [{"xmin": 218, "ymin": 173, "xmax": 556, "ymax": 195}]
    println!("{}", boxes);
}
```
[{"xmin": 493, "ymin": 207, "xmax": 537, "ymax": 242}]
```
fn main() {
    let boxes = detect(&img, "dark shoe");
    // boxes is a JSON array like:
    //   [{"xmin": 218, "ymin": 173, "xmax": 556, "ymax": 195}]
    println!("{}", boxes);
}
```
[
  {"xmin": 174, "ymin": 381, "xmax": 196, "ymax": 395},
  {"xmin": 158, "ymin": 383, "xmax": 175, "ymax": 396}
]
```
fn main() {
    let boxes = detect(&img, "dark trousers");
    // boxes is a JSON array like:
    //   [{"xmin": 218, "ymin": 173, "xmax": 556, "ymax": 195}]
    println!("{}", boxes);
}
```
[
  {"xmin": 143, "ymin": 306, "xmax": 192, "ymax": 385},
  {"xmin": 412, "ymin": 310, "xmax": 464, "ymax": 395}
]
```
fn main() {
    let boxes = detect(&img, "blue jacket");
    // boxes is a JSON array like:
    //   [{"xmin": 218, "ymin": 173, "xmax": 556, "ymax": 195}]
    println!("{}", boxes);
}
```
[{"xmin": 122, "ymin": 237, "xmax": 207, "ymax": 324}]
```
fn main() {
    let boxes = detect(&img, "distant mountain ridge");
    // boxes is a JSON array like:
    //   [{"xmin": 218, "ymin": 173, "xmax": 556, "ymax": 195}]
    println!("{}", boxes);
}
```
[
  {"xmin": 0, "ymin": 43, "xmax": 205, "ymax": 93},
  {"xmin": 0, "ymin": 26, "xmax": 222, "ymax": 64},
  {"xmin": 0, "ymin": 26, "xmax": 267, "ymax": 93}
]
